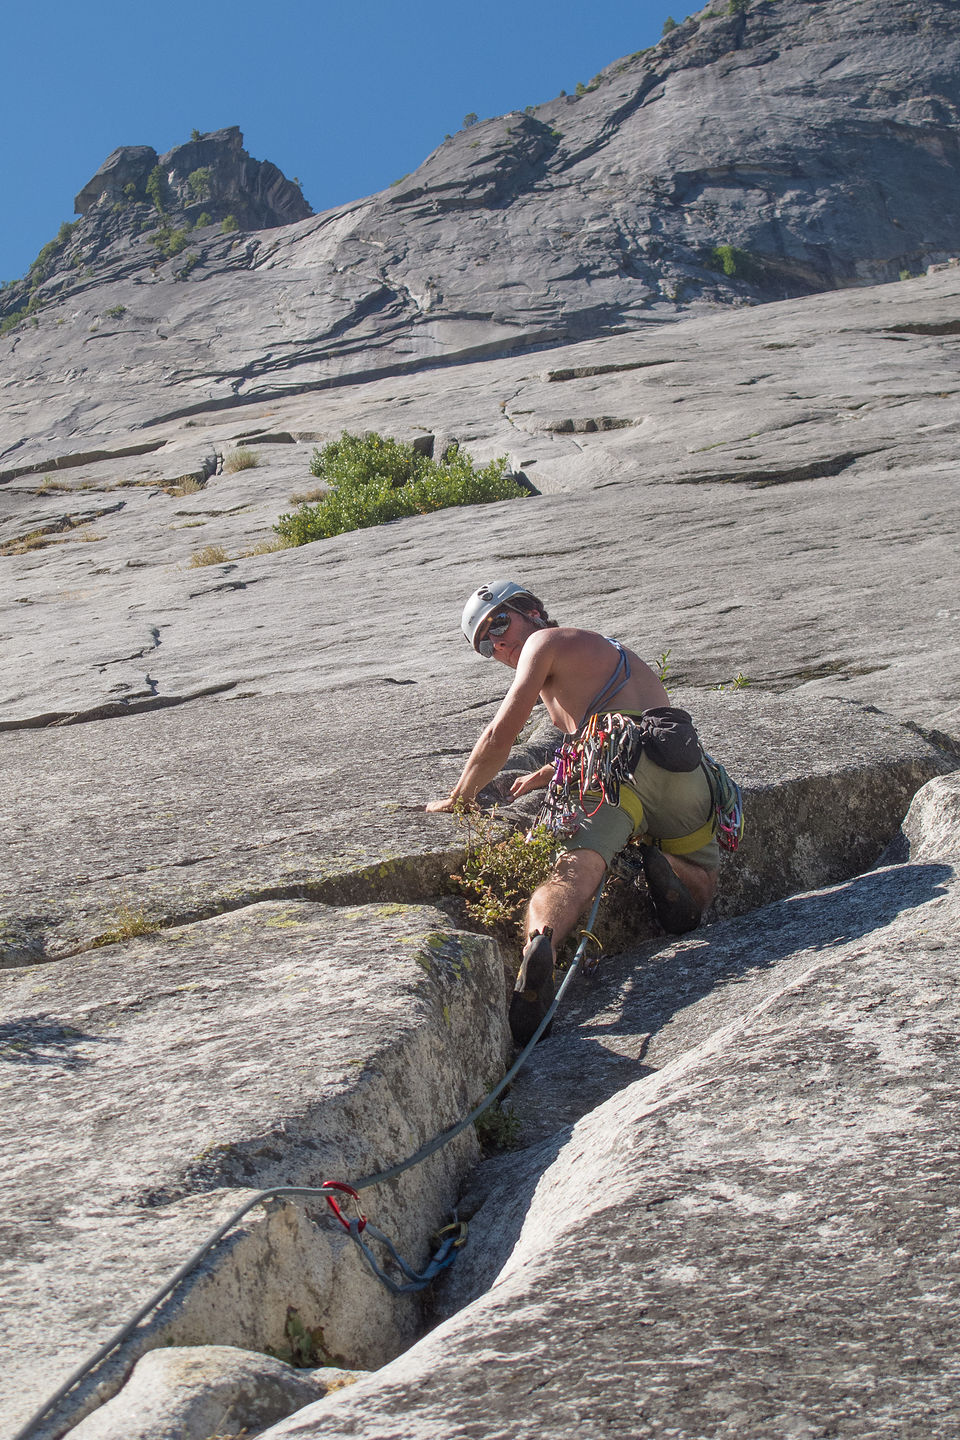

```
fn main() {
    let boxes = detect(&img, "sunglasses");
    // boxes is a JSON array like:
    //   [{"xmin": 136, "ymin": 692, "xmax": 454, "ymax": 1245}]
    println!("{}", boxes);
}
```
[{"xmin": 476, "ymin": 609, "xmax": 513, "ymax": 658}]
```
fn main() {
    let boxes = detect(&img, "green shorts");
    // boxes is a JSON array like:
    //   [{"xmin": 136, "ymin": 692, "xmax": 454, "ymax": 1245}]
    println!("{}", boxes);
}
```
[{"xmin": 562, "ymin": 751, "xmax": 720, "ymax": 871}]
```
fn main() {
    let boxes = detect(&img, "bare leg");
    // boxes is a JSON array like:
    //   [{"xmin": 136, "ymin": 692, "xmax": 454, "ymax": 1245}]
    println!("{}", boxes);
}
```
[
  {"xmin": 525, "ymin": 848, "xmax": 607, "ymax": 960},
  {"xmin": 509, "ymin": 847, "xmax": 607, "ymax": 1046},
  {"xmin": 666, "ymin": 855, "xmax": 718, "ymax": 912}
]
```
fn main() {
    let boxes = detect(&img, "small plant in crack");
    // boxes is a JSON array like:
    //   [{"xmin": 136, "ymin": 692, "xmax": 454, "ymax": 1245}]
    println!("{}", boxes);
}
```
[
  {"xmin": 165, "ymin": 474, "xmax": 204, "ymax": 497},
  {"xmin": 452, "ymin": 805, "xmax": 556, "ymax": 951},
  {"xmin": 223, "ymin": 446, "xmax": 259, "ymax": 473},
  {"xmin": 475, "ymin": 1100, "xmax": 522, "ymax": 1153},
  {"xmin": 267, "ymin": 1306, "xmax": 342, "ymax": 1368},
  {"xmin": 92, "ymin": 905, "xmax": 161, "ymax": 947}
]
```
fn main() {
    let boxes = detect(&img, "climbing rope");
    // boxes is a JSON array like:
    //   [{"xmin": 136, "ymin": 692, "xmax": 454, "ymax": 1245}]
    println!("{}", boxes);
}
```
[{"xmin": 11, "ymin": 880, "xmax": 607, "ymax": 1440}]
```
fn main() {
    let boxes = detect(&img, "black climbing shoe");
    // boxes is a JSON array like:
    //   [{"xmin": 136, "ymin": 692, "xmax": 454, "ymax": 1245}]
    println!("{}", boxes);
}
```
[
  {"xmin": 639, "ymin": 844, "xmax": 702, "ymax": 935},
  {"xmin": 509, "ymin": 928, "xmax": 556, "ymax": 1047}
]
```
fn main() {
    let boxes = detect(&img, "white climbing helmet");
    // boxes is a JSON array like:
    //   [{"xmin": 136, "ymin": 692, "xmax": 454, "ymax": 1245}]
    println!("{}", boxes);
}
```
[{"xmin": 461, "ymin": 579, "xmax": 538, "ymax": 654}]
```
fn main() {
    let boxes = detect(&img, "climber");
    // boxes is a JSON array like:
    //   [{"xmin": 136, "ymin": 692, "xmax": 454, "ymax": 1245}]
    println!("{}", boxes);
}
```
[{"xmin": 426, "ymin": 580, "xmax": 721, "ymax": 1046}]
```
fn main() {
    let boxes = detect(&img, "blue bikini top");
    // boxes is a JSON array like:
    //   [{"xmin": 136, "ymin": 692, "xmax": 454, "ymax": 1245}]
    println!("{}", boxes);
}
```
[{"xmin": 578, "ymin": 638, "xmax": 630, "ymax": 728}]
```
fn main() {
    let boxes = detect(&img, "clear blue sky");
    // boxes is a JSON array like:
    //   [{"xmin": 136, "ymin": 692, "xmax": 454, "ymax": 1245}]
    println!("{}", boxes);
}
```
[{"xmin": 1, "ymin": 0, "xmax": 683, "ymax": 286}]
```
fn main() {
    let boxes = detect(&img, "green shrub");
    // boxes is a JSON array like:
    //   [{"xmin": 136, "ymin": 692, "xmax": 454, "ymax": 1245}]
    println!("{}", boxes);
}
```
[
  {"xmin": 146, "ymin": 165, "xmax": 167, "ymax": 213},
  {"xmin": 662, "ymin": 15, "xmax": 677, "ymax": 33},
  {"xmin": 194, "ymin": 211, "xmax": 212, "ymax": 228},
  {"xmin": 729, "ymin": 0, "xmax": 747, "ymax": 12},
  {"xmin": 187, "ymin": 166, "xmax": 213, "ymax": 202},
  {"xmin": 453, "ymin": 811, "xmax": 557, "ymax": 949},
  {"xmin": 708, "ymin": 244, "xmax": 765, "ymax": 283},
  {"xmin": 104, "ymin": 304, "xmax": 127, "ymax": 319},
  {"xmin": 274, "ymin": 432, "xmax": 525, "ymax": 546},
  {"xmin": 463, "ymin": 112, "xmax": 479, "ymax": 128},
  {"xmin": 190, "ymin": 128, "xmax": 201, "ymax": 141},
  {"xmin": 149, "ymin": 227, "xmax": 190, "ymax": 258},
  {"xmin": 221, "ymin": 214, "xmax": 239, "ymax": 233}
]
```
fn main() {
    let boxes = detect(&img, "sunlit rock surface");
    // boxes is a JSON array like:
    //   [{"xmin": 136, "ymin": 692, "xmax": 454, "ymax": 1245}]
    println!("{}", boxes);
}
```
[{"xmin": 1, "ymin": 3, "xmax": 959, "ymax": 1437}]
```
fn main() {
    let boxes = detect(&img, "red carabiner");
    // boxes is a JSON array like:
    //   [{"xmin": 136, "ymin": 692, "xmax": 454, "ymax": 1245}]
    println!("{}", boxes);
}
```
[{"xmin": 320, "ymin": 1180, "xmax": 367, "ymax": 1233}]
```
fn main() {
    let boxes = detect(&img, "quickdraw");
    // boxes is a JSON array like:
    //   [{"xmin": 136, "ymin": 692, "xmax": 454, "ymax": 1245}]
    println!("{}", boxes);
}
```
[
  {"xmin": 534, "ymin": 712, "xmax": 642, "ymax": 838},
  {"xmin": 320, "ymin": 1181, "xmax": 467, "ymax": 1296}
]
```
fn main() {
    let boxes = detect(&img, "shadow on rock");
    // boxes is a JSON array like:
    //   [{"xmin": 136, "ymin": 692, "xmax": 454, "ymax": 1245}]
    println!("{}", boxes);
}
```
[
  {"xmin": 606, "ymin": 858, "xmax": 955, "ymax": 1045},
  {"xmin": 0, "ymin": 1013, "xmax": 118, "ymax": 1067}
]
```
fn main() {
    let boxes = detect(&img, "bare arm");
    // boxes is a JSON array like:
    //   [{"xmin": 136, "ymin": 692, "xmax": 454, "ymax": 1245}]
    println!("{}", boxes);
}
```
[
  {"xmin": 509, "ymin": 764, "xmax": 553, "ymax": 797},
  {"xmin": 426, "ymin": 634, "xmax": 554, "ymax": 813}
]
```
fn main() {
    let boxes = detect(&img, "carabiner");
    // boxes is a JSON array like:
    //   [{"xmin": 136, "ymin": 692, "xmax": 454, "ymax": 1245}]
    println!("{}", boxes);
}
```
[
  {"xmin": 433, "ymin": 1220, "xmax": 469, "ymax": 1249},
  {"xmin": 320, "ymin": 1180, "xmax": 367, "ymax": 1234}
]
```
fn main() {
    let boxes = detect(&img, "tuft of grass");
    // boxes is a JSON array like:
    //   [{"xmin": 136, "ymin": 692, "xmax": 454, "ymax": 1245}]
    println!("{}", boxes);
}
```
[
  {"xmin": 188, "ymin": 544, "xmax": 229, "ymax": 567},
  {"xmin": 655, "ymin": 649, "xmax": 672, "ymax": 686},
  {"xmin": 0, "ymin": 520, "xmax": 102, "ymax": 555},
  {"xmin": 288, "ymin": 485, "xmax": 328, "ymax": 505},
  {"xmin": 166, "ymin": 474, "xmax": 204, "ymax": 497},
  {"xmin": 238, "ymin": 537, "xmax": 292, "ymax": 557},
  {"xmin": 223, "ymin": 446, "xmax": 259, "ymax": 473},
  {"xmin": 275, "ymin": 431, "xmax": 525, "ymax": 546},
  {"xmin": 92, "ymin": 905, "xmax": 161, "ymax": 947}
]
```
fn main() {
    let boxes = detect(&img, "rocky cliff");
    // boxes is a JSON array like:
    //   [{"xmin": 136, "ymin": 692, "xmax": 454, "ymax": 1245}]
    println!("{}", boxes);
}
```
[
  {"xmin": 2, "ymin": 0, "xmax": 960, "ymax": 459},
  {"xmin": 0, "ymin": 127, "xmax": 309, "ymax": 344},
  {"xmin": 2, "ymin": 2, "xmax": 960, "ymax": 1438}
]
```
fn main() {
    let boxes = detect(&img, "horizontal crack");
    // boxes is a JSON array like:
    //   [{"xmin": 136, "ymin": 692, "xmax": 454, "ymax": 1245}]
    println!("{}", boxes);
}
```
[
  {"xmin": 547, "ymin": 359, "xmax": 674, "ymax": 381},
  {"xmin": 675, "ymin": 449, "xmax": 880, "ymax": 488},
  {"xmin": 0, "ymin": 441, "xmax": 165, "ymax": 486},
  {"xmin": 885, "ymin": 320, "xmax": 960, "ymax": 337},
  {"xmin": 53, "ymin": 846, "xmax": 473, "ymax": 960},
  {"xmin": 0, "ymin": 681, "xmax": 239, "ymax": 732}
]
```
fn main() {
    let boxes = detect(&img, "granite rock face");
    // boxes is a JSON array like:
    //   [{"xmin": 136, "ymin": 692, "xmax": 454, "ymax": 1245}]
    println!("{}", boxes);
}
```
[
  {"xmin": 0, "ymin": 901, "xmax": 507, "ymax": 1438},
  {"xmin": 0, "ymin": 126, "xmax": 310, "ymax": 353},
  {"xmin": 1, "ymin": 266, "xmax": 958, "ymax": 749},
  {"xmin": 257, "ymin": 774, "xmax": 960, "ymax": 1440},
  {"xmin": 73, "ymin": 128, "xmax": 312, "ymax": 230},
  {"xmin": 1, "ymin": 5, "xmax": 959, "ymax": 1437}
]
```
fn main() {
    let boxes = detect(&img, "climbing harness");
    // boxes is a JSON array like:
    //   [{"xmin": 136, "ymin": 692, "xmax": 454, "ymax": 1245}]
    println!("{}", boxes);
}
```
[
  {"xmin": 13, "ymin": 880, "xmax": 608, "ymax": 1440},
  {"xmin": 535, "ymin": 708, "xmax": 744, "ymax": 858}
]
